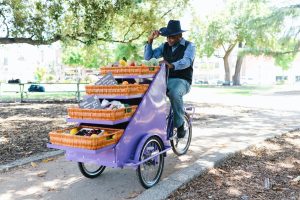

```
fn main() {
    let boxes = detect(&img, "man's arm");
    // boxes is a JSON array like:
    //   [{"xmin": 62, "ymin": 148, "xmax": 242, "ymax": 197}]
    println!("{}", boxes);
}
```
[
  {"xmin": 144, "ymin": 30, "xmax": 164, "ymax": 60},
  {"xmin": 144, "ymin": 43, "xmax": 164, "ymax": 60},
  {"xmin": 172, "ymin": 43, "xmax": 196, "ymax": 70}
]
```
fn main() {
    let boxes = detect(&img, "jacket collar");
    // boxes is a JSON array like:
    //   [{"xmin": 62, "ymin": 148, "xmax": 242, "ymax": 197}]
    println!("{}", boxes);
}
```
[
  {"xmin": 171, "ymin": 38, "xmax": 185, "ymax": 48},
  {"xmin": 179, "ymin": 38, "xmax": 186, "ymax": 46}
]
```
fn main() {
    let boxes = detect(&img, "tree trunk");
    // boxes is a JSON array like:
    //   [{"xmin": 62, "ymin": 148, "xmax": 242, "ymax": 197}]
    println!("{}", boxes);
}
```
[
  {"xmin": 232, "ymin": 55, "xmax": 244, "ymax": 86},
  {"xmin": 223, "ymin": 55, "xmax": 231, "ymax": 85},
  {"xmin": 222, "ymin": 43, "xmax": 237, "ymax": 86}
]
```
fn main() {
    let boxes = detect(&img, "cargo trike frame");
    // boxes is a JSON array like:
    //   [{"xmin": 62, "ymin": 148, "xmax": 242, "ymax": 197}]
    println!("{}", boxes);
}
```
[{"xmin": 47, "ymin": 65, "xmax": 194, "ymax": 188}]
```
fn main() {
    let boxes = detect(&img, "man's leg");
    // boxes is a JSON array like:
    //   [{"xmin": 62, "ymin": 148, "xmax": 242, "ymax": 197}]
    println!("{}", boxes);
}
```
[{"xmin": 167, "ymin": 78, "xmax": 191, "ymax": 131}]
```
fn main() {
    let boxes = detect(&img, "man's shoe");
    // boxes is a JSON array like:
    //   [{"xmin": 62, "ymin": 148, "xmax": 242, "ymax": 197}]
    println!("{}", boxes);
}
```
[{"xmin": 177, "ymin": 123, "xmax": 186, "ymax": 138}]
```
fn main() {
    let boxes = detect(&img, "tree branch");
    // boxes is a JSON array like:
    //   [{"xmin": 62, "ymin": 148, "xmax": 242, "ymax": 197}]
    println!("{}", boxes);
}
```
[
  {"xmin": 243, "ymin": 44, "xmax": 300, "ymax": 56},
  {"xmin": 221, "ymin": 43, "xmax": 226, "ymax": 52},
  {"xmin": 127, "ymin": 30, "xmax": 146, "ymax": 43},
  {"xmin": 123, "ymin": 21, "xmax": 136, "ymax": 41},
  {"xmin": 0, "ymin": 33, "xmax": 132, "ymax": 45},
  {"xmin": 295, "ymin": 27, "xmax": 300, "ymax": 39},
  {"xmin": 0, "ymin": 11, "xmax": 9, "ymax": 38},
  {"xmin": 0, "ymin": 36, "xmax": 61, "ymax": 45},
  {"xmin": 70, "ymin": 29, "xmax": 147, "ymax": 44},
  {"xmin": 121, "ymin": 5, "xmax": 177, "ymax": 43},
  {"xmin": 160, "ymin": 8, "xmax": 173, "ymax": 18},
  {"xmin": 0, "ymin": 28, "xmax": 147, "ymax": 45},
  {"xmin": 214, "ymin": 54, "xmax": 224, "ymax": 58},
  {"xmin": 225, "ymin": 42, "xmax": 237, "ymax": 57}
]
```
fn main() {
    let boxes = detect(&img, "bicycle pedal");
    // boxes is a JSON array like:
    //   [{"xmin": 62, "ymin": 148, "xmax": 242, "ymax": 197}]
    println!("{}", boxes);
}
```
[{"xmin": 169, "ymin": 133, "xmax": 177, "ymax": 141}]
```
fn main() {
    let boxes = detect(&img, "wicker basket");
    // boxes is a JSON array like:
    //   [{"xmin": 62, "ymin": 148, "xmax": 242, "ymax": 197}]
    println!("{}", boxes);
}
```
[
  {"xmin": 141, "ymin": 66, "xmax": 160, "ymax": 75},
  {"xmin": 100, "ymin": 66, "xmax": 160, "ymax": 76},
  {"xmin": 49, "ymin": 126, "xmax": 124, "ymax": 150},
  {"xmin": 85, "ymin": 84, "xmax": 149, "ymax": 96},
  {"xmin": 68, "ymin": 105, "xmax": 138, "ymax": 121}
]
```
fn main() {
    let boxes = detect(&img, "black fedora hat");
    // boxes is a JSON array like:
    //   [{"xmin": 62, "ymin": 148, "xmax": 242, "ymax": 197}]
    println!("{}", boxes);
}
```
[{"xmin": 159, "ymin": 20, "xmax": 186, "ymax": 37}]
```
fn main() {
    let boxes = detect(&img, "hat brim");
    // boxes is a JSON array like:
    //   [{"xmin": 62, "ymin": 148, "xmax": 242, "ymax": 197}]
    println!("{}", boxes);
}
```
[{"xmin": 159, "ymin": 27, "xmax": 186, "ymax": 37}]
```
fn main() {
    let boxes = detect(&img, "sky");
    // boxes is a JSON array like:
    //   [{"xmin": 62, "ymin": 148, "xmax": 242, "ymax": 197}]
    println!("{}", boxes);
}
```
[
  {"xmin": 180, "ymin": 0, "xmax": 300, "ymax": 31},
  {"xmin": 180, "ymin": 0, "xmax": 226, "ymax": 31}
]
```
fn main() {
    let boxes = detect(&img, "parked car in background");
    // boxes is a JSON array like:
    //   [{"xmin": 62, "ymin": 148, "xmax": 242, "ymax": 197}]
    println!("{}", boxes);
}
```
[
  {"xmin": 28, "ymin": 84, "xmax": 45, "ymax": 92},
  {"xmin": 217, "ymin": 80, "xmax": 224, "ymax": 85},
  {"xmin": 8, "ymin": 79, "xmax": 21, "ymax": 84},
  {"xmin": 207, "ymin": 79, "xmax": 222, "ymax": 85},
  {"xmin": 241, "ymin": 77, "xmax": 257, "ymax": 85},
  {"xmin": 194, "ymin": 80, "xmax": 208, "ymax": 85},
  {"xmin": 222, "ymin": 81, "xmax": 232, "ymax": 86}
]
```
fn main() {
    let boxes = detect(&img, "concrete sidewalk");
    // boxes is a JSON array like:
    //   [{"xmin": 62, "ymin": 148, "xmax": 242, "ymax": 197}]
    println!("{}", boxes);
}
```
[
  {"xmin": 136, "ymin": 88, "xmax": 300, "ymax": 199},
  {"xmin": 1, "ymin": 88, "xmax": 300, "ymax": 200},
  {"xmin": 136, "ymin": 109, "xmax": 300, "ymax": 199}
]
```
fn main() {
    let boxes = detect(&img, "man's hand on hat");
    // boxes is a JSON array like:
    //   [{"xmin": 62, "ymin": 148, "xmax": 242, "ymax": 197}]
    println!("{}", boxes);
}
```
[
  {"xmin": 159, "ymin": 60, "xmax": 174, "ymax": 69},
  {"xmin": 148, "ymin": 30, "xmax": 160, "ymax": 44}
]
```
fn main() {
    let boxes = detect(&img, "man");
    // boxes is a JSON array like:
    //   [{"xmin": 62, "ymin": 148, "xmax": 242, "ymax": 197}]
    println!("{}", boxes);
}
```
[{"xmin": 144, "ymin": 20, "xmax": 195, "ymax": 138}]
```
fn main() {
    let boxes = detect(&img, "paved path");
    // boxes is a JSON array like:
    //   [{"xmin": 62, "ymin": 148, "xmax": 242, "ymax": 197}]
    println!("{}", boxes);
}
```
[{"xmin": 1, "ymin": 87, "xmax": 300, "ymax": 200}]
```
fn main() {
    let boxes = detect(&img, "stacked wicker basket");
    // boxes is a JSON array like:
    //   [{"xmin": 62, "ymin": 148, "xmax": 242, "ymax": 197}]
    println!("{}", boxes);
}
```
[
  {"xmin": 67, "ymin": 106, "xmax": 138, "ymax": 121},
  {"xmin": 49, "ymin": 126, "xmax": 124, "ymax": 150},
  {"xmin": 85, "ymin": 84, "xmax": 149, "ymax": 96},
  {"xmin": 49, "ymin": 65, "xmax": 159, "ymax": 150},
  {"xmin": 100, "ymin": 65, "xmax": 160, "ymax": 76}
]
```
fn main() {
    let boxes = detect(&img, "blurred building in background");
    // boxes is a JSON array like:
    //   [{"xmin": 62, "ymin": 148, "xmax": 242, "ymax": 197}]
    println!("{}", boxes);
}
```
[
  {"xmin": 0, "ymin": 42, "xmax": 299, "ymax": 85},
  {"xmin": 193, "ymin": 52, "xmax": 300, "ymax": 86},
  {"xmin": 0, "ymin": 42, "xmax": 62, "ymax": 83}
]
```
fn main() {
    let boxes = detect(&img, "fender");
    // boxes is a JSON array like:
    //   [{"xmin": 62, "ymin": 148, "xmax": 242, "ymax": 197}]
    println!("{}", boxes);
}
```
[{"xmin": 133, "ymin": 134, "xmax": 165, "ymax": 163}]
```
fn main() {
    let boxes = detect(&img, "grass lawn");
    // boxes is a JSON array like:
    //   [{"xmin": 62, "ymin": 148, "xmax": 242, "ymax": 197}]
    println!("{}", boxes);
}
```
[
  {"xmin": 0, "ymin": 91, "xmax": 86, "ymax": 102},
  {"xmin": 193, "ymin": 85, "xmax": 274, "ymax": 96}
]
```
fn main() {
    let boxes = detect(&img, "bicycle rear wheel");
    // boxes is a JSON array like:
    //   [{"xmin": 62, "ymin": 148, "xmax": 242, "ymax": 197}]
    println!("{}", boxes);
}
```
[{"xmin": 170, "ymin": 112, "xmax": 192, "ymax": 156}]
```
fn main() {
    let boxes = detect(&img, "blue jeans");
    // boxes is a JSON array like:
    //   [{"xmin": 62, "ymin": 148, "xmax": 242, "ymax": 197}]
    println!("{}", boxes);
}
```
[{"xmin": 167, "ymin": 78, "xmax": 191, "ymax": 128}]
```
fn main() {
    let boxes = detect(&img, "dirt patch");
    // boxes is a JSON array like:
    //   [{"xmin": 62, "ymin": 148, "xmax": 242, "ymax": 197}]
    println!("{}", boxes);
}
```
[
  {"xmin": 168, "ymin": 130, "xmax": 300, "ymax": 200},
  {"xmin": 0, "ymin": 103, "xmax": 76, "ymax": 164}
]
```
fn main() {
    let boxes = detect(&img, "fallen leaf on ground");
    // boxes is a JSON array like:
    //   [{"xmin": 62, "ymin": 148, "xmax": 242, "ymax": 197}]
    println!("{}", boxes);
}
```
[
  {"xmin": 37, "ymin": 170, "xmax": 48, "ymax": 177},
  {"xmin": 272, "ymin": 186, "xmax": 284, "ymax": 191},
  {"xmin": 125, "ymin": 191, "xmax": 141, "ymax": 199},
  {"xmin": 240, "ymin": 194, "xmax": 249, "ymax": 200},
  {"xmin": 291, "ymin": 176, "xmax": 300, "ymax": 185},
  {"xmin": 31, "ymin": 162, "xmax": 38, "ymax": 167},
  {"xmin": 48, "ymin": 187, "xmax": 56, "ymax": 191},
  {"xmin": 264, "ymin": 177, "xmax": 271, "ymax": 190},
  {"xmin": 42, "ymin": 158, "xmax": 55, "ymax": 163}
]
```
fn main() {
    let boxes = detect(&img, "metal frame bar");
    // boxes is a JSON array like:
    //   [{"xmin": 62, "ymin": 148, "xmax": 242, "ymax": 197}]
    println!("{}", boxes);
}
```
[{"xmin": 124, "ymin": 146, "xmax": 171, "ymax": 168}]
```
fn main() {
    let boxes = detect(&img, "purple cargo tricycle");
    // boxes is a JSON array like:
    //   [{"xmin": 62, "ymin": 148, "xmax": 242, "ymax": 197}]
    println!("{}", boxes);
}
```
[{"xmin": 48, "ymin": 65, "xmax": 193, "ymax": 188}]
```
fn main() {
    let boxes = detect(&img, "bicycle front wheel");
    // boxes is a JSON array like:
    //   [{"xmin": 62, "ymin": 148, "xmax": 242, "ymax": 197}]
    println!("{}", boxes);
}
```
[{"xmin": 78, "ymin": 162, "xmax": 106, "ymax": 178}]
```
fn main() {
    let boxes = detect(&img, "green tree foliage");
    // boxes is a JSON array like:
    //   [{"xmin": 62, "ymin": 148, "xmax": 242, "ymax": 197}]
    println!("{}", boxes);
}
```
[
  {"xmin": 60, "ymin": 0, "xmax": 188, "ymax": 68},
  {"xmin": 0, "ymin": 0, "xmax": 64, "ymax": 44},
  {"xmin": 115, "ymin": 43, "xmax": 144, "ymax": 62},
  {"xmin": 191, "ymin": 0, "xmax": 300, "ymax": 85},
  {"xmin": 242, "ymin": 4, "xmax": 300, "ymax": 69},
  {"xmin": 0, "ymin": 0, "xmax": 188, "ymax": 45},
  {"xmin": 62, "ymin": 42, "xmax": 114, "ymax": 68},
  {"xmin": 192, "ymin": 0, "xmax": 272, "ymax": 84},
  {"xmin": 34, "ymin": 67, "xmax": 46, "ymax": 82}
]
